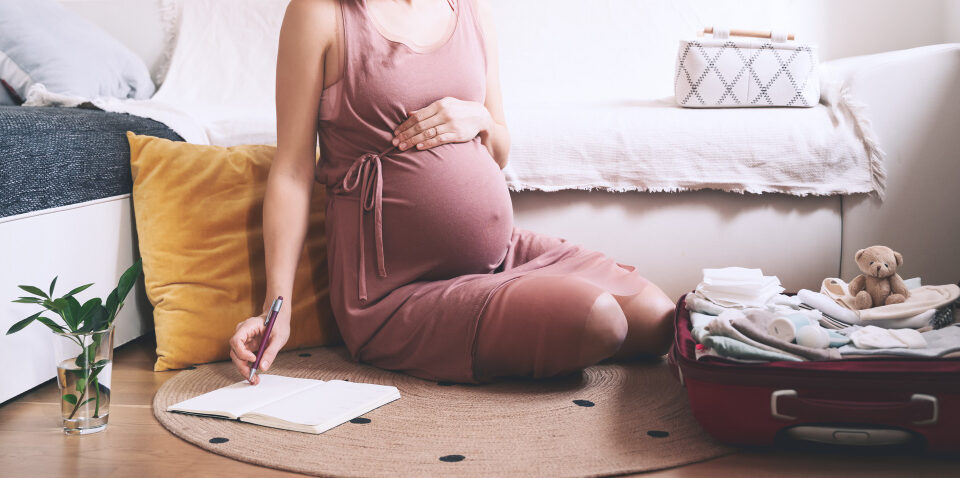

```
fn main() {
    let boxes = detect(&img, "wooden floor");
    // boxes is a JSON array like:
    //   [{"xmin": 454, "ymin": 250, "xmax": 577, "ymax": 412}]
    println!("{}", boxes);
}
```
[{"xmin": 2, "ymin": 336, "xmax": 957, "ymax": 478}]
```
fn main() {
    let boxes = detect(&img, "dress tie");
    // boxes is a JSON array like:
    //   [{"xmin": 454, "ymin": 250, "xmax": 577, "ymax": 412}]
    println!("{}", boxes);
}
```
[{"xmin": 339, "ymin": 146, "xmax": 396, "ymax": 302}]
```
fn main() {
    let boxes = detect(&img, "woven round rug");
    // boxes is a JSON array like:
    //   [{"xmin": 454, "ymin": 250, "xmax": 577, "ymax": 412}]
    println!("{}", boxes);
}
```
[{"xmin": 153, "ymin": 346, "xmax": 731, "ymax": 477}]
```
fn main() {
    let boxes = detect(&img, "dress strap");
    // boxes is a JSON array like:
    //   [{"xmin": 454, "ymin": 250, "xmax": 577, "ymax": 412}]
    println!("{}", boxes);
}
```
[{"xmin": 338, "ymin": 145, "xmax": 396, "ymax": 302}]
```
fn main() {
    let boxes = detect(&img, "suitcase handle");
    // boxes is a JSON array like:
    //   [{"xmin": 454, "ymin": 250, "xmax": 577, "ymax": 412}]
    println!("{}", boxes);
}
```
[{"xmin": 772, "ymin": 390, "xmax": 939, "ymax": 426}]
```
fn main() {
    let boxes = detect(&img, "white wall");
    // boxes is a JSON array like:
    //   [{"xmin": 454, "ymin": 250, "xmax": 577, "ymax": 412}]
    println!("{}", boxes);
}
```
[
  {"xmin": 488, "ymin": 0, "xmax": 960, "ymax": 105},
  {"xmin": 947, "ymin": 0, "xmax": 960, "ymax": 42},
  {"xmin": 58, "ymin": 0, "xmax": 960, "ymax": 99},
  {"xmin": 810, "ymin": 0, "xmax": 949, "ymax": 60}
]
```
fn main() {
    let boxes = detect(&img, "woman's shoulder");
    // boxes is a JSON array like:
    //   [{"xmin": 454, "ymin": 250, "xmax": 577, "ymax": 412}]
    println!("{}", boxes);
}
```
[
  {"xmin": 284, "ymin": 0, "xmax": 340, "ymax": 32},
  {"xmin": 281, "ymin": 0, "xmax": 340, "ymax": 48},
  {"xmin": 469, "ymin": 0, "xmax": 497, "ymax": 39}
]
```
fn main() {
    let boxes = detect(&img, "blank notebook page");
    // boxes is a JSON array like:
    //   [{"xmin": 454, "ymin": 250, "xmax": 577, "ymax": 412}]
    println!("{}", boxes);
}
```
[
  {"xmin": 168, "ymin": 375, "xmax": 321, "ymax": 417},
  {"xmin": 251, "ymin": 380, "xmax": 398, "ymax": 426}
]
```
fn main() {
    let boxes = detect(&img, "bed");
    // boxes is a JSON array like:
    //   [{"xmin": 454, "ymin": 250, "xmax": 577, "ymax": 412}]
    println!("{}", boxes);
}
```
[{"xmin": 0, "ymin": 106, "xmax": 182, "ymax": 403}]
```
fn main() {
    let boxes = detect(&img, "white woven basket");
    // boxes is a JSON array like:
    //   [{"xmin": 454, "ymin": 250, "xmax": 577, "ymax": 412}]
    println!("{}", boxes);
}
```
[{"xmin": 675, "ymin": 27, "xmax": 819, "ymax": 108}]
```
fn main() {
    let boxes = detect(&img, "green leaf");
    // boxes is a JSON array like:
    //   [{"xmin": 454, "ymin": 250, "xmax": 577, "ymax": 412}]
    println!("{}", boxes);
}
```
[
  {"xmin": 78, "ymin": 298, "xmax": 102, "ymax": 324},
  {"xmin": 105, "ymin": 290, "xmax": 119, "ymax": 321},
  {"xmin": 67, "ymin": 296, "xmax": 81, "ymax": 322},
  {"xmin": 6, "ymin": 312, "xmax": 42, "ymax": 335},
  {"xmin": 49, "ymin": 276, "xmax": 58, "ymax": 296},
  {"xmin": 12, "ymin": 297, "xmax": 43, "ymax": 304},
  {"xmin": 62, "ymin": 394, "xmax": 77, "ymax": 405},
  {"xmin": 78, "ymin": 397, "xmax": 96, "ymax": 407},
  {"xmin": 18, "ymin": 285, "xmax": 48, "ymax": 299},
  {"xmin": 115, "ymin": 260, "xmax": 142, "ymax": 304},
  {"xmin": 81, "ymin": 305, "xmax": 108, "ymax": 333},
  {"xmin": 76, "ymin": 377, "xmax": 87, "ymax": 392},
  {"xmin": 64, "ymin": 283, "xmax": 94, "ymax": 298},
  {"xmin": 50, "ymin": 298, "xmax": 73, "ymax": 330},
  {"xmin": 36, "ymin": 317, "xmax": 65, "ymax": 333},
  {"xmin": 51, "ymin": 297, "xmax": 68, "ymax": 311},
  {"xmin": 57, "ymin": 296, "xmax": 82, "ymax": 331}
]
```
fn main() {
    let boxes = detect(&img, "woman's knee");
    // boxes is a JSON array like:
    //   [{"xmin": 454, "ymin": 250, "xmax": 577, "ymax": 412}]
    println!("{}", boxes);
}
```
[
  {"xmin": 619, "ymin": 284, "xmax": 676, "ymax": 356},
  {"xmin": 579, "ymin": 292, "xmax": 629, "ymax": 363}
]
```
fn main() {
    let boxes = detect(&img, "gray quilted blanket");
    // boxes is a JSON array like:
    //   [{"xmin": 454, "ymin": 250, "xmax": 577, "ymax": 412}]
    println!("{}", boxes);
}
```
[{"xmin": 0, "ymin": 106, "xmax": 182, "ymax": 218}]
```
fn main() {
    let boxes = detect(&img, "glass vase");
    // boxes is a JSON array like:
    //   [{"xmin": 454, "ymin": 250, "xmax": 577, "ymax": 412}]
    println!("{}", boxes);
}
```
[{"xmin": 53, "ymin": 326, "xmax": 114, "ymax": 435}]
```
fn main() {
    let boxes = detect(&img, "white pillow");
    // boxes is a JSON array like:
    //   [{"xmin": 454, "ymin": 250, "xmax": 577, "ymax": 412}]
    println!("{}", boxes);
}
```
[
  {"xmin": 0, "ymin": 0, "xmax": 155, "ymax": 105},
  {"xmin": 153, "ymin": 0, "xmax": 289, "ymax": 146}
]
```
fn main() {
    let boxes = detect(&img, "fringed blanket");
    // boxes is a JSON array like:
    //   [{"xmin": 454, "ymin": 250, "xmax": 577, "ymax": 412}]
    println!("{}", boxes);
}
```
[{"xmin": 503, "ymin": 88, "xmax": 885, "ymax": 197}]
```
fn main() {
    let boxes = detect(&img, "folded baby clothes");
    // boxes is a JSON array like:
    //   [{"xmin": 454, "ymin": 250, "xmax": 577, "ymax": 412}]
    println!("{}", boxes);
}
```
[
  {"xmin": 821, "ymin": 277, "xmax": 858, "ymax": 310},
  {"xmin": 690, "ymin": 311, "xmax": 716, "ymax": 342},
  {"xmin": 849, "ymin": 325, "xmax": 927, "ymax": 349},
  {"xmin": 704, "ymin": 311, "xmax": 805, "ymax": 360},
  {"xmin": 733, "ymin": 310, "xmax": 841, "ymax": 360},
  {"xmin": 799, "ymin": 289, "xmax": 943, "ymax": 329},
  {"xmin": 695, "ymin": 267, "xmax": 785, "ymax": 308},
  {"xmin": 840, "ymin": 325, "xmax": 960, "ymax": 358},
  {"xmin": 701, "ymin": 335, "xmax": 803, "ymax": 362},
  {"xmin": 769, "ymin": 294, "xmax": 803, "ymax": 308},
  {"xmin": 820, "ymin": 278, "xmax": 959, "ymax": 321},
  {"xmin": 684, "ymin": 293, "xmax": 727, "ymax": 316},
  {"xmin": 797, "ymin": 289, "xmax": 860, "ymax": 323},
  {"xmin": 859, "ymin": 284, "xmax": 960, "ymax": 321}
]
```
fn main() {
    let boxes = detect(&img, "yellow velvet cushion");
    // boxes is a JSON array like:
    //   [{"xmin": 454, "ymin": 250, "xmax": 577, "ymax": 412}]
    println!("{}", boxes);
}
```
[{"xmin": 127, "ymin": 132, "xmax": 340, "ymax": 371}]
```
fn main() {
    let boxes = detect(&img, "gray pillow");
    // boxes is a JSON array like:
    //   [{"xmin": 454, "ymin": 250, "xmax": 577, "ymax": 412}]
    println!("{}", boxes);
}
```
[{"xmin": 0, "ymin": 0, "xmax": 155, "ymax": 105}]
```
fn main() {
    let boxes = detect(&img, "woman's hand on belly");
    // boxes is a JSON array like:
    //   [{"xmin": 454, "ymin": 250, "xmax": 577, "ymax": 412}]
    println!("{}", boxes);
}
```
[
  {"xmin": 228, "ymin": 311, "xmax": 291, "ymax": 385},
  {"xmin": 392, "ymin": 97, "xmax": 493, "ymax": 152}
]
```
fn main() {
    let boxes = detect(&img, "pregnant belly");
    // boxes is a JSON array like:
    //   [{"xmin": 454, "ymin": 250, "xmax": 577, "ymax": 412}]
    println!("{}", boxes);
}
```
[{"xmin": 380, "ymin": 140, "xmax": 513, "ymax": 280}]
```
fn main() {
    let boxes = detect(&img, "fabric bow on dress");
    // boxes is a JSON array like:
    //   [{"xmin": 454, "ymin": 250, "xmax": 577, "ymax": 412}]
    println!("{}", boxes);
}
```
[{"xmin": 338, "ymin": 146, "xmax": 395, "ymax": 301}]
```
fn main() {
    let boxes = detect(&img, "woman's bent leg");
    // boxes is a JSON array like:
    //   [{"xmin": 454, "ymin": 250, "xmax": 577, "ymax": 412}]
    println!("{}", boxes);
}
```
[
  {"xmin": 612, "ymin": 282, "xmax": 676, "ymax": 360},
  {"xmin": 474, "ymin": 276, "xmax": 627, "ymax": 381}
]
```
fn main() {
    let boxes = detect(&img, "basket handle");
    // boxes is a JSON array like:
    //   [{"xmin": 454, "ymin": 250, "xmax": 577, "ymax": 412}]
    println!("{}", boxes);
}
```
[{"xmin": 702, "ymin": 26, "xmax": 794, "ymax": 42}]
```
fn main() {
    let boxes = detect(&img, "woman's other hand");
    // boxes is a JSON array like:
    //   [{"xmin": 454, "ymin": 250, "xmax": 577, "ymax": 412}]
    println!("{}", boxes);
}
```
[
  {"xmin": 392, "ymin": 97, "xmax": 493, "ymax": 151},
  {"xmin": 228, "ymin": 312, "xmax": 291, "ymax": 385}
]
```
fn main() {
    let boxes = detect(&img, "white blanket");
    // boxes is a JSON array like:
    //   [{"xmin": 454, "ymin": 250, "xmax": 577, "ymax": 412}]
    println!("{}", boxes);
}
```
[{"xmin": 503, "ymin": 91, "xmax": 885, "ymax": 196}]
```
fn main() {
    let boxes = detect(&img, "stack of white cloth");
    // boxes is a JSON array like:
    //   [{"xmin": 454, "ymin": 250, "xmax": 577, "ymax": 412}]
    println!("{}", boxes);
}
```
[{"xmin": 694, "ymin": 267, "xmax": 785, "ymax": 309}]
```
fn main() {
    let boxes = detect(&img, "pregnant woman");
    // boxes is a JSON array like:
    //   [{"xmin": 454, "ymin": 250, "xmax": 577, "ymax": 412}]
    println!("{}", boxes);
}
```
[{"xmin": 229, "ymin": 0, "xmax": 676, "ymax": 384}]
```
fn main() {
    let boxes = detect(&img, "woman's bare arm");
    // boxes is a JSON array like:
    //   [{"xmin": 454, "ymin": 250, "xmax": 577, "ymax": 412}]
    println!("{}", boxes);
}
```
[
  {"xmin": 267, "ymin": 0, "xmax": 336, "ymax": 309},
  {"xmin": 229, "ymin": 0, "xmax": 337, "ymax": 382},
  {"xmin": 475, "ymin": 0, "xmax": 510, "ymax": 169}
]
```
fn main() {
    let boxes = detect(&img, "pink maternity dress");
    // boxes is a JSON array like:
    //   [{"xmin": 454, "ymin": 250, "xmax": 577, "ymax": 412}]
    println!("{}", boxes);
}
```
[{"xmin": 316, "ymin": 0, "xmax": 650, "ymax": 383}]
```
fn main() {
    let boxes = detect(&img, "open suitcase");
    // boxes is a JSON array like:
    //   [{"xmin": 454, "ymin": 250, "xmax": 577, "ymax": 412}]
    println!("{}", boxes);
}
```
[{"xmin": 668, "ymin": 294, "xmax": 960, "ymax": 454}]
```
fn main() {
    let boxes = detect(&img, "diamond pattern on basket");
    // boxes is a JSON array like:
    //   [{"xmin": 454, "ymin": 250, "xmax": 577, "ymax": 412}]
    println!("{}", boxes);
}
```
[{"xmin": 675, "ymin": 40, "xmax": 818, "ymax": 108}]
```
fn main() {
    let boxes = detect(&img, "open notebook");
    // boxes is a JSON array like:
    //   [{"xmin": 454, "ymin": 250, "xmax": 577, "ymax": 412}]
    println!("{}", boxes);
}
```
[{"xmin": 167, "ymin": 375, "xmax": 400, "ymax": 434}]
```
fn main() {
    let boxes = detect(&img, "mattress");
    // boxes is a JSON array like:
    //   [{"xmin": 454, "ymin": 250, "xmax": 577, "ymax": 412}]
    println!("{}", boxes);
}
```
[{"xmin": 0, "ymin": 106, "xmax": 182, "ymax": 218}]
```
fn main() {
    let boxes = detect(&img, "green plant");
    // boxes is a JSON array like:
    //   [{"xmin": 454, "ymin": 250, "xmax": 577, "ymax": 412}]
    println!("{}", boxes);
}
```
[{"xmin": 7, "ymin": 259, "xmax": 143, "ymax": 419}]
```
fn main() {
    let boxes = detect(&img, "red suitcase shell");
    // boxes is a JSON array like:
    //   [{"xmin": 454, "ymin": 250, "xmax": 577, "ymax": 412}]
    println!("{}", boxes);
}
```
[{"xmin": 668, "ymin": 295, "xmax": 960, "ymax": 454}]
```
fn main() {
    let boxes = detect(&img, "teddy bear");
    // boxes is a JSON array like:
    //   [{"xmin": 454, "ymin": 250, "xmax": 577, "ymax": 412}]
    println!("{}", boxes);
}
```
[{"xmin": 848, "ymin": 245, "xmax": 910, "ymax": 310}]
